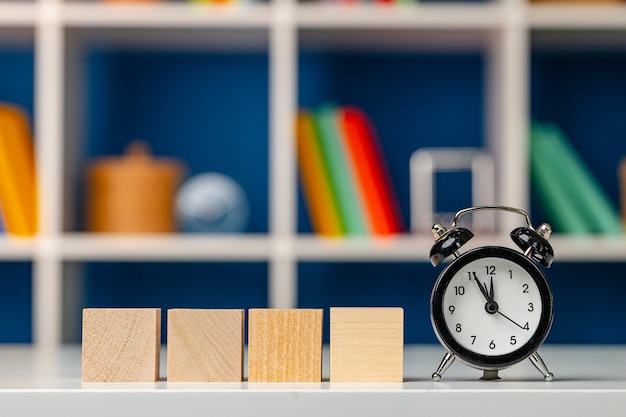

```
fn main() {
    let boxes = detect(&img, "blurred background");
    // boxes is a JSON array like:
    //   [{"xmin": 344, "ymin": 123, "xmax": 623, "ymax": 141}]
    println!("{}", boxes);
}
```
[{"xmin": 0, "ymin": 0, "xmax": 625, "ymax": 346}]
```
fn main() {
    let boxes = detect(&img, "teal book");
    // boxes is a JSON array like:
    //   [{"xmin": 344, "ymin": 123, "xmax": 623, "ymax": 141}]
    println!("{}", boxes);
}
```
[
  {"xmin": 315, "ymin": 105, "xmax": 368, "ymax": 236},
  {"xmin": 531, "ymin": 124, "xmax": 592, "ymax": 234},
  {"xmin": 530, "ymin": 123, "xmax": 622, "ymax": 235}
]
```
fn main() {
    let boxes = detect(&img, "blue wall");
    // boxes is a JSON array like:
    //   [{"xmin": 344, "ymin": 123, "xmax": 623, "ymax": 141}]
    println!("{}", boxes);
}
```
[
  {"xmin": 0, "ymin": 49, "xmax": 35, "ymax": 343},
  {"xmin": 530, "ymin": 51, "xmax": 626, "ymax": 226},
  {"xmin": 0, "ymin": 262, "xmax": 32, "ymax": 343},
  {"xmin": 1, "ymin": 46, "xmax": 626, "ymax": 344}
]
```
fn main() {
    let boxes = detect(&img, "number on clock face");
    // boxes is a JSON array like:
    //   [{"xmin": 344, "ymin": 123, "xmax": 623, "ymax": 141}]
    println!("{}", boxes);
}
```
[{"xmin": 442, "ymin": 256, "xmax": 543, "ymax": 356}]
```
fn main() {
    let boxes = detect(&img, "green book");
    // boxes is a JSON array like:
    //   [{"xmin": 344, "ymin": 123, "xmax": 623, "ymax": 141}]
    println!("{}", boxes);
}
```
[
  {"xmin": 315, "ymin": 105, "xmax": 368, "ymax": 236},
  {"xmin": 531, "ymin": 124, "xmax": 592, "ymax": 234},
  {"xmin": 531, "ymin": 123, "xmax": 623, "ymax": 235}
]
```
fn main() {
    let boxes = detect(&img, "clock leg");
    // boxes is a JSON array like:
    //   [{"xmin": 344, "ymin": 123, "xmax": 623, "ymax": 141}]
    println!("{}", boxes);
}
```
[
  {"xmin": 529, "ymin": 352, "xmax": 554, "ymax": 381},
  {"xmin": 432, "ymin": 352, "xmax": 455, "ymax": 381}
]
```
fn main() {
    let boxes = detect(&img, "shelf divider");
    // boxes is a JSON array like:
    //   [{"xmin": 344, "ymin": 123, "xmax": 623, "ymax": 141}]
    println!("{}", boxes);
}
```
[
  {"xmin": 34, "ymin": 0, "xmax": 65, "ymax": 347},
  {"xmin": 268, "ymin": 1, "xmax": 297, "ymax": 308}
]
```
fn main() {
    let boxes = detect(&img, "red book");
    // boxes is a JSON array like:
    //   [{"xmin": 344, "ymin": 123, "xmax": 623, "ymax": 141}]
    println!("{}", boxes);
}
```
[{"xmin": 340, "ymin": 107, "xmax": 404, "ymax": 235}]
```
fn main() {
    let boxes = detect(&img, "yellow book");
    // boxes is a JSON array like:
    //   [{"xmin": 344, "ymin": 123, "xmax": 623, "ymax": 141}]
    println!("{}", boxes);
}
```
[
  {"xmin": 296, "ymin": 111, "xmax": 343, "ymax": 236},
  {"xmin": 0, "ymin": 104, "xmax": 38, "ymax": 237}
]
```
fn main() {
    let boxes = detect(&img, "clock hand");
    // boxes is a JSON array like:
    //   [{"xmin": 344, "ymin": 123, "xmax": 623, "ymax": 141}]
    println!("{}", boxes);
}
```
[
  {"xmin": 472, "ymin": 272, "xmax": 490, "ymax": 302},
  {"xmin": 497, "ymin": 310, "xmax": 528, "ymax": 331},
  {"xmin": 489, "ymin": 276, "xmax": 494, "ymax": 301},
  {"xmin": 472, "ymin": 272, "xmax": 499, "ymax": 314}
]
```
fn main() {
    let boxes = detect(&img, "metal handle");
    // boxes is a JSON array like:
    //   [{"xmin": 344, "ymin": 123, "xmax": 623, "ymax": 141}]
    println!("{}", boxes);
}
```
[{"xmin": 451, "ymin": 206, "xmax": 533, "ymax": 229}]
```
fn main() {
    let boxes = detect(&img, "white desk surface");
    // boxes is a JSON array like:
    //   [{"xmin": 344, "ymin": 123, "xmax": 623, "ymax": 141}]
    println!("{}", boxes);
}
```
[{"xmin": 0, "ymin": 345, "xmax": 624, "ymax": 416}]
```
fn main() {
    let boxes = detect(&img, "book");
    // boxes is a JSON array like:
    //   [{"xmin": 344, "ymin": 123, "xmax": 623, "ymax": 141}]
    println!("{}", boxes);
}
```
[
  {"xmin": 0, "ymin": 104, "xmax": 38, "ymax": 237},
  {"xmin": 315, "ymin": 105, "xmax": 369, "ymax": 236},
  {"xmin": 620, "ymin": 158, "xmax": 626, "ymax": 226},
  {"xmin": 530, "ymin": 125, "xmax": 592, "ymax": 234},
  {"xmin": 296, "ymin": 111, "xmax": 343, "ymax": 236},
  {"xmin": 530, "ymin": 122, "xmax": 622, "ymax": 235},
  {"xmin": 340, "ymin": 106, "xmax": 403, "ymax": 235}
]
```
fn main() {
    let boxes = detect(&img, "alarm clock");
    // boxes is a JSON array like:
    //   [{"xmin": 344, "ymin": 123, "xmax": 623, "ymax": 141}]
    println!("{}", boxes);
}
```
[{"xmin": 429, "ymin": 206, "xmax": 554, "ymax": 381}]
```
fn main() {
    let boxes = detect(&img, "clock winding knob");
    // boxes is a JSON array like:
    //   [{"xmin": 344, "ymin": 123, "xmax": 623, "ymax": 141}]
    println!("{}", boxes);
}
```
[
  {"xmin": 536, "ymin": 223, "xmax": 552, "ymax": 239},
  {"xmin": 510, "ymin": 226, "xmax": 554, "ymax": 268},
  {"xmin": 429, "ymin": 227, "xmax": 474, "ymax": 267}
]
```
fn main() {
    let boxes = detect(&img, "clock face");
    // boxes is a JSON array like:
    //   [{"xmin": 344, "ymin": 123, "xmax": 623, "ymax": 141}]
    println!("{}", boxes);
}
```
[{"xmin": 431, "ymin": 246, "xmax": 553, "ymax": 369}]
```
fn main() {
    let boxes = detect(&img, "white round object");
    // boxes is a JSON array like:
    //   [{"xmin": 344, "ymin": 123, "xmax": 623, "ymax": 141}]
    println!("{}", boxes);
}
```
[{"xmin": 176, "ymin": 173, "xmax": 249, "ymax": 233}]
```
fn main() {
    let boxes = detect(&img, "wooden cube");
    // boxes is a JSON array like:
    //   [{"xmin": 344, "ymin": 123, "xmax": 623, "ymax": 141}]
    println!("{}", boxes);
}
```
[
  {"xmin": 330, "ymin": 307, "xmax": 404, "ymax": 382},
  {"xmin": 167, "ymin": 309, "xmax": 244, "ymax": 382},
  {"xmin": 81, "ymin": 308, "xmax": 161, "ymax": 382},
  {"xmin": 248, "ymin": 309, "xmax": 323, "ymax": 382}
]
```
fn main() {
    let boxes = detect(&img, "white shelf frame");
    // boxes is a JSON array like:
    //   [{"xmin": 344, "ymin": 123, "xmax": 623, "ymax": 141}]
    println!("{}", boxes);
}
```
[
  {"xmin": 528, "ymin": 3, "xmax": 626, "ymax": 29},
  {"xmin": 61, "ymin": 3, "xmax": 274, "ymax": 28},
  {"xmin": 0, "ymin": 4, "xmax": 36, "ymax": 27},
  {"xmin": 6, "ymin": 233, "xmax": 626, "ymax": 262},
  {"xmin": 0, "ymin": 0, "xmax": 624, "ymax": 347},
  {"xmin": 295, "ymin": 3, "xmax": 507, "ymax": 29}
]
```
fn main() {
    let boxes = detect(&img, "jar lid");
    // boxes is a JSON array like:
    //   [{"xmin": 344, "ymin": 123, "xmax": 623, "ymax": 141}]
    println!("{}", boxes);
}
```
[{"xmin": 88, "ymin": 140, "xmax": 185, "ymax": 180}]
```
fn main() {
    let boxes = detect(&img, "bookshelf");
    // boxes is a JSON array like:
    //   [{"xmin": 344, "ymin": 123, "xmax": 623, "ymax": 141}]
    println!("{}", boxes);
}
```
[{"xmin": 0, "ymin": 0, "xmax": 625, "ymax": 349}]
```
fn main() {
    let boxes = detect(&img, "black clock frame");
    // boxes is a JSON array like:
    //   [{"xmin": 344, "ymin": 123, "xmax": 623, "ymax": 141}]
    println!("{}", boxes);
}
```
[{"xmin": 431, "ymin": 246, "xmax": 554, "ymax": 370}]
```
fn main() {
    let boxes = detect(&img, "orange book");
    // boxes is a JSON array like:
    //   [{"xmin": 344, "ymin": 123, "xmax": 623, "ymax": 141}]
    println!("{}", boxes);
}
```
[
  {"xmin": 296, "ymin": 111, "xmax": 343, "ymax": 236},
  {"xmin": 0, "ymin": 104, "xmax": 38, "ymax": 237},
  {"xmin": 340, "ymin": 106, "xmax": 403, "ymax": 235}
]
